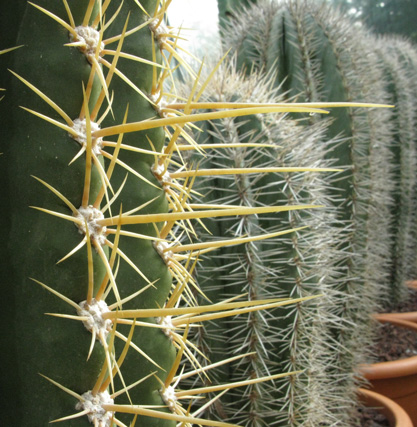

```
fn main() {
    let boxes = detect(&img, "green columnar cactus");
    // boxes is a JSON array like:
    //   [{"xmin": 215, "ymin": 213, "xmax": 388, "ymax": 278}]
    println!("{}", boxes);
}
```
[
  {"xmin": 397, "ymin": 44, "xmax": 417, "ymax": 283},
  {"xmin": 1, "ymin": 2, "xmax": 109, "ymax": 424},
  {"xmin": 0, "ymin": 1, "xmax": 337, "ymax": 426},
  {"xmin": 374, "ymin": 37, "xmax": 417, "ymax": 306},
  {"xmin": 184, "ymin": 63, "xmax": 353, "ymax": 426},
  {"xmin": 219, "ymin": 0, "xmax": 397, "ymax": 423},
  {"xmin": 392, "ymin": 41, "xmax": 417, "ymax": 286}
]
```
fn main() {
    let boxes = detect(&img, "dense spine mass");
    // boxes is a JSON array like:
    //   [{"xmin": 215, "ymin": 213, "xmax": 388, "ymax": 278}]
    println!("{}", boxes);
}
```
[
  {"xmin": 186, "ymin": 63, "xmax": 346, "ymax": 426},
  {"xmin": 375, "ymin": 39, "xmax": 417, "ymax": 300},
  {"xmin": 218, "ymin": 0, "xmax": 401, "ymax": 424}
]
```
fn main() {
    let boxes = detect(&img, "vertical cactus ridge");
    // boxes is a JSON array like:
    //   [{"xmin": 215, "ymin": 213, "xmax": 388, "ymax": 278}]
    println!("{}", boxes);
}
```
[
  {"xmin": 0, "ymin": 2, "xmax": 352, "ymax": 426},
  {"xmin": 386, "ymin": 39, "xmax": 417, "ymax": 286},
  {"xmin": 284, "ymin": 4, "xmax": 396, "ymax": 422},
  {"xmin": 182, "ymin": 67, "xmax": 286, "ymax": 425},
  {"xmin": 373, "ymin": 37, "xmax": 417, "ymax": 306}
]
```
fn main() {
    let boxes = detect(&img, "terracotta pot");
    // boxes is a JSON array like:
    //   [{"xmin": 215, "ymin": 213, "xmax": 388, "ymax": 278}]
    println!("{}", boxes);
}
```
[
  {"xmin": 381, "ymin": 311, "xmax": 417, "ymax": 324},
  {"xmin": 358, "ymin": 388, "xmax": 413, "ymax": 427},
  {"xmin": 406, "ymin": 280, "xmax": 417, "ymax": 290},
  {"xmin": 359, "ymin": 315, "xmax": 417, "ymax": 425}
]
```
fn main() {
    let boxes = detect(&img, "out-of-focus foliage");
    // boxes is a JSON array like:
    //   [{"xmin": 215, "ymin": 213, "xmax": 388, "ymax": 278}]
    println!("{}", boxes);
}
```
[{"xmin": 329, "ymin": 0, "xmax": 417, "ymax": 44}]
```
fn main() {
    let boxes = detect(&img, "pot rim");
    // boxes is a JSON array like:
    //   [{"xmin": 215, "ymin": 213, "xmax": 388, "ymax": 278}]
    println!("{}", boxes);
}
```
[
  {"xmin": 359, "ymin": 316, "xmax": 417, "ymax": 379},
  {"xmin": 378, "ymin": 311, "xmax": 417, "ymax": 323},
  {"xmin": 358, "ymin": 388, "xmax": 413, "ymax": 427}
]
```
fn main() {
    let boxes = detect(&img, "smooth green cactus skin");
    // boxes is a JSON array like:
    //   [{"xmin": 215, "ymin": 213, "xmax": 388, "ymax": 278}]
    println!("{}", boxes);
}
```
[{"xmin": 1, "ymin": 2, "xmax": 106, "ymax": 425}]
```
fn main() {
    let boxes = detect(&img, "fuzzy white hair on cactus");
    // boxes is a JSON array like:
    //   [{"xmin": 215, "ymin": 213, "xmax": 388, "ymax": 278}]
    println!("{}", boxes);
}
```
[
  {"xmin": 71, "ymin": 117, "xmax": 103, "ymax": 156},
  {"xmin": 76, "ymin": 390, "xmax": 114, "ymax": 427},
  {"xmin": 78, "ymin": 299, "xmax": 112, "ymax": 340},
  {"xmin": 70, "ymin": 26, "xmax": 104, "ymax": 61},
  {"xmin": 75, "ymin": 205, "xmax": 107, "ymax": 247}
]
